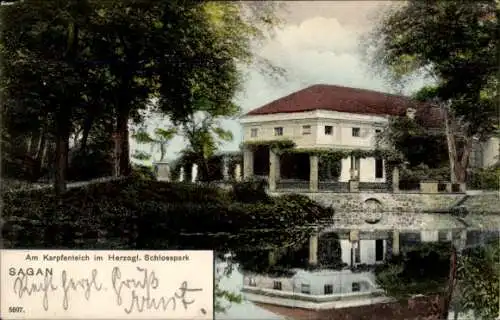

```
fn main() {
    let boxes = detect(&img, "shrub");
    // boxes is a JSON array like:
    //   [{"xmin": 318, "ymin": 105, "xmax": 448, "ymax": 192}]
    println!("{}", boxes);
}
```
[
  {"xmin": 2, "ymin": 178, "xmax": 333, "ymax": 249},
  {"xmin": 375, "ymin": 242, "xmax": 452, "ymax": 299},
  {"xmin": 131, "ymin": 164, "xmax": 156, "ymax": 181},
  {"xmin": 467, "ymin": 167, "xmax": 500, "ymax": 190},
  {"xmin": 400, "ymin": 164, "xmax": 450, "ymax": 183},
  {"xmin": 232, "ymin": 178, "xmax": 270, "ymax": 203}
]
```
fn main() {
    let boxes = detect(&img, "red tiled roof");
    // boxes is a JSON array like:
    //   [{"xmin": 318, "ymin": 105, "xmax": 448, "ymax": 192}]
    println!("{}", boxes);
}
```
[{"xmin": 245, "ymin": 84, "xmax": 443, "ymax": 128}]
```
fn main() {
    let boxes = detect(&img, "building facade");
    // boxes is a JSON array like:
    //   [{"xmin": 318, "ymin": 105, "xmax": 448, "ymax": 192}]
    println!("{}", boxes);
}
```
[{"xmin": 240, "ymin": 84, "xmax": 499, "ymax": 191}]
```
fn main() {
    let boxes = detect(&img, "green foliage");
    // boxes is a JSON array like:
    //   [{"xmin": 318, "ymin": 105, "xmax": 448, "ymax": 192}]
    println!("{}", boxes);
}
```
[
  {"xmin": 400, "ymin": 164, "xmax": 451, "ymax": 183},
  {"xmin": 1, "ymin": 178, "xmax": 333, "ymax": 248},
  {"xmin": 1, "ymin": 0, "xmax": 282, "ymax": 188},
  {"xmin": 376, "ymin": 242, "xmax": 452, "ymax": 300},
  {"xmin": 67, "ymin": 147, "xmax": 114, "ymax": 181},
  {"xmin": 467, "ymin": 166, "xmax": 500, "ymax": 190},
  {"xmin": 379, "ymin": 116, "xmax": 449, "ymax": 168},
  {"xmin": 131, "ymin": 164, "xmax": 156, "ymax": 181},
  {"xmin": 181, "ymin": 113, "xmax": 235, "ymax": 181},
  {"xmin": 132, "ymin": 126, "xmax": 177, "ymax": 161},
  {"xmin": 456, "ymin": 240, "xmax": 500, "ymax": 319},
  {"xmin": 285, "ymin": 148, "xmax": 404, "ymax": 164},
  {"xmin": 242, "ymin": 139, "xmax": 296, "ymax": 153},
  {"xmin": 232, "ymin": 178, "xmax": 271, "ymax": 203},
  {"xmin": 131, "ymin": 151, "xmax": 152, "ymax": 161},
  {"xmin": 366, "ymin": 1, "xmax": 497, "ymax": 138}
]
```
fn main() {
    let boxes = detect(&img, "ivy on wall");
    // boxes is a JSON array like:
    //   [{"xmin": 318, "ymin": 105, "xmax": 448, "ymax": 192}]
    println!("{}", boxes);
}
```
[
  {"xmin": 241, "ymin": 139, "xmax": 296, "ymax": 152},
  {"xmin": 284, "ymin": 148, "xmax": 404, "ymax": 164},
  {"xmin": 241, "ymin": 140, "xmax": 403, "ymax": 163}
]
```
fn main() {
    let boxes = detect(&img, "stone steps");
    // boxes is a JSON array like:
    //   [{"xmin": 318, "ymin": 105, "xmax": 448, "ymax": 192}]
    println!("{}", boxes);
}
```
[{"xmin": 458, "ymin": 193, "xmax": 500, "ymax": 213}]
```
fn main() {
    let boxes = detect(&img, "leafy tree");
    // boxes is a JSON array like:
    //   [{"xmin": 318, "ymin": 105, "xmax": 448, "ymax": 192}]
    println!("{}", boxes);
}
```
[
  {"xmin": 1, "ymin": 0, "xmax": 283, "ymax": 193},
  {"xmin": 1, "ymin": 0, "xmax": 95, "ymax": 195},
  {"xmin": 453, "ymin": 240, "xmax": 500, "ymax": 319},
  {"xmin": 378, "ymin": 115, "xmax": 449, "ymax": 169},
  {"xmin": 181, "ymin": 112, "xmax": 234, "ymax": 181},
  {"xmin": 365, "ymin": 1, "xmax": 498, "ymax": 183},
  {"xmin": 132, "ymin": 126, "xmax": 177, "ymax": 162}
]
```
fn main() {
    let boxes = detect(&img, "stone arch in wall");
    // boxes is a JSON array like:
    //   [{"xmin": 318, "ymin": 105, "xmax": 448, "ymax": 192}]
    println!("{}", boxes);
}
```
[
  {"xmin": 364, "ymin": 198, "xmax": 383, "ymax": 211},
  {"xmin": 363, "ymin": 198, "xmax": 383, "ymax": 224}
]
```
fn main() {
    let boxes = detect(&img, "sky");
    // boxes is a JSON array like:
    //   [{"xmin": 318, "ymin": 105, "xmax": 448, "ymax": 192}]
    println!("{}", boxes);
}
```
[{"xmin": 132, "ymin": 1, "xmax": 427, "ymax": 165}]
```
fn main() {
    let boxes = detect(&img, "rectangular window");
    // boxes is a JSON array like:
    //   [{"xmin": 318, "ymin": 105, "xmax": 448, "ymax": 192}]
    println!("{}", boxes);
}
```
[
  {"xmin": 250, "ymin": 128, "xmax": 258, "ymax": 138},
  {"xmin": 325, "ymin": 125, "xmax": 333, "ymax": 135},
  {"xmin": 324, "ymin": 284, "xmax": 333, "ymax": 294},
  {"xmin": 302, "ymin": 125, "xmax": 311, "ymax": 135},
  {"xmin": 301, "ymin": 283, "xmax": 310, "ymax": 294},
  {"xmin": 375, "ymin": 239, "xmax": 384, "ymax": 261},
  {"xmin": 352, "ymin": 127, "xmax": 360, "ymax": 137},
  {"xmin": 352, "ymin": 282, "xmax": 360, "ymax": 292},
  {"xmin": 274, "ymin": 127, "xmax": 283, "ymax": 136},
  {"xmin": 352, "ymin": 241, "xmax": 361, "ymax": 264},
  {"xmin": 273, "ymin": 281, "xmax": 282, "ymax": 290},
  {"xmin": 375, "ymin": 157, "xmax": 384, "ymax": 178},
  {"xmin": 375, "ymin": 129, "xmax": 381, "ymax": 134}
]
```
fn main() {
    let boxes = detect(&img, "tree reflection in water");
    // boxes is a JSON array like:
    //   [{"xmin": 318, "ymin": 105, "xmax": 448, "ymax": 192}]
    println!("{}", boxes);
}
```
[{"xmin": 172, "ymin": 227, "xmax": 498, "ymax": 318}]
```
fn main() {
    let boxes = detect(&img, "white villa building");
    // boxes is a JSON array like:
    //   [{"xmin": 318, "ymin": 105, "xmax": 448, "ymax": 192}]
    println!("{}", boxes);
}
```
[{"xmin": 240, "ymin": 84, "xmax": 499, "ymax": 192}]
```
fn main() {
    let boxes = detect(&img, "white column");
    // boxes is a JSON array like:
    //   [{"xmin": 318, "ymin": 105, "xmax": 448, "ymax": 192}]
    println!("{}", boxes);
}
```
[
  {"xmin": 234, "ymin": 163, "xmax": 242, "ymax": 182},
  {"xmin": 222, "ymin": 156, "xmax": 229, "ymax": 180},
  {"xmin": 392, "ymin": 230, "xmax": 400, "ymax": 256},
  {"xmin": 243, "ymin": 147, "xmax": 254, "ymax": 179},
  {"xmin": 269, "ymin": 149, "xmax": 278, "ymax": 191},
  {"xmin": 309, "ymin": 234, "xmax": 318, "ymax": 265},
  {"xmin": 191, "ymin": 164, "xmax": 198, "ymax": 183},
  {"xmin": 392, "ymin": 166, "xmax": 400, "ymax": 192},
  {"xmin": 339, "ymin": 158, "xmax": 351, "ymax": 182},
  {"xmin": 309, "ymin": 155, "xmax": 319, "ymax": 192},
  {"xmin": 456, "ymin": 229, "xmax": 467, "ymax": 250},
  {"xmin": 179, "ymin": 166, "xmax": 185, "ymax": 182}
]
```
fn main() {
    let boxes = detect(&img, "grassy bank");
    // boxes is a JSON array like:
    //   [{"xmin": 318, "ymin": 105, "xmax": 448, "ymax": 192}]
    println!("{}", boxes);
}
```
[{"xmin": 2, "ymin": 178, "xmax": 334, "ymax": 249}]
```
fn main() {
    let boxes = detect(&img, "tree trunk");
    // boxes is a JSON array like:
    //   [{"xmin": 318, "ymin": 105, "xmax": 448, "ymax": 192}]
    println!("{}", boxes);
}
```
[
  {"xmin": 456, "ymin": 138, "xmax": 473, "ymax": 183},
  {"xmin": 442, "ymin": 103, "xmax": 474, "ymax": 184},
  {"xmin": 442, "ymin": 105, "xmax": 458, "ymax": 183},
  {"xmin": 33, "ymin": 125, "xmax": 47, "ymax": 179},
  {"xmin": 441, "ymin": 246, "xmax": 457, "ymax": 320},
  {"xmin": 54, "ymin": 127, "xmax": 69, "ymax": 197},
  {"xmin": 80, "ymin": 114, "xmax": 94, "ymax": 153},
  {"xmin": 41, "ymin": 139, "xmax": 52, "ymax": 173},
  {"xmin": 113, "ymin": 106, "xmax": 131, "ymax": 177},
  {"xmin": 27, "ymin": 131, "xmax": 39, "ymax": 156}
]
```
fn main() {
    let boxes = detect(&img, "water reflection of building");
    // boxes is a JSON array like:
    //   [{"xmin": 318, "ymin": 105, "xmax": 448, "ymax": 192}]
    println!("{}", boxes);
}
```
[
  {"xmin": 309, "ymin": 231, "xmax": 387, "ymax": 267},
  {"xmin": 242, "ymin": 228, "xmax": 499, "ymax": 316},
  {"xmin": 242, "ymin": 269, "xmax": 389, "ymax": 310},
  {"xmin": 243, "ymin": 230, "xmax": 393, "ymax": 310}
]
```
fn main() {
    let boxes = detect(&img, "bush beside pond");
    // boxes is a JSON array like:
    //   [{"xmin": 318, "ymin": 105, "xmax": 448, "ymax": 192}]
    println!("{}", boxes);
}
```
[
  {"xmin": 467, "ymin": 166, "xmax": 500, "ymax": 190},
  {"xmin": 375, "ymin": 242, "xmax": 452, "ymax": 299},
  {"xmin": 1, "ymin": 177, "xmax": 334, "ymax": 249}
]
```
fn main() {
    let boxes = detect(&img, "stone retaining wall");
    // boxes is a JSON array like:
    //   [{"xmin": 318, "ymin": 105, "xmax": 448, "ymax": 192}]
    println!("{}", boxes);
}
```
[{"xmin": 269, "ymin": 191, "xmax": 464, "ymax": 213}]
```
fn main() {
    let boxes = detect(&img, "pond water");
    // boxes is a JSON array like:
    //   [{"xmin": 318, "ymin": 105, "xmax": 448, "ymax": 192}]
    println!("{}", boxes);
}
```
[{"xmin": 176, "ymin": 225, "xmax": 499, "ymax": 319}]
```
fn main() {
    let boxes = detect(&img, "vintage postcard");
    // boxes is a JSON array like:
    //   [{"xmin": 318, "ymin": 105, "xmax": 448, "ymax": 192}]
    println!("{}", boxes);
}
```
[
  {"xmin": 1, "ymin": 250, "xmax": 213, "ymax": 319},
  {"xmin": 0, "ymin": 1, "xmax": 498, "ymax": 320}
]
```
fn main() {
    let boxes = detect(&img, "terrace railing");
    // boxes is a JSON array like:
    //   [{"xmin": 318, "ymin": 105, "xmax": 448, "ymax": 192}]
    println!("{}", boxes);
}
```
[
  {"xmin": 358, "ymin": 182, "xmax": 390, "ymax": 192},
  {"xmin": 318, "ymin": 181, "xmax": 349, "ymax": 192}
]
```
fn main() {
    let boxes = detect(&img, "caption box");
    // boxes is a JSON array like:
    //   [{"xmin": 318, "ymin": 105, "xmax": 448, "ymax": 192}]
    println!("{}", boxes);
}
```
[{"xmin": 0, "ymin": 250, "xmax": 214, "ymax": 319}]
